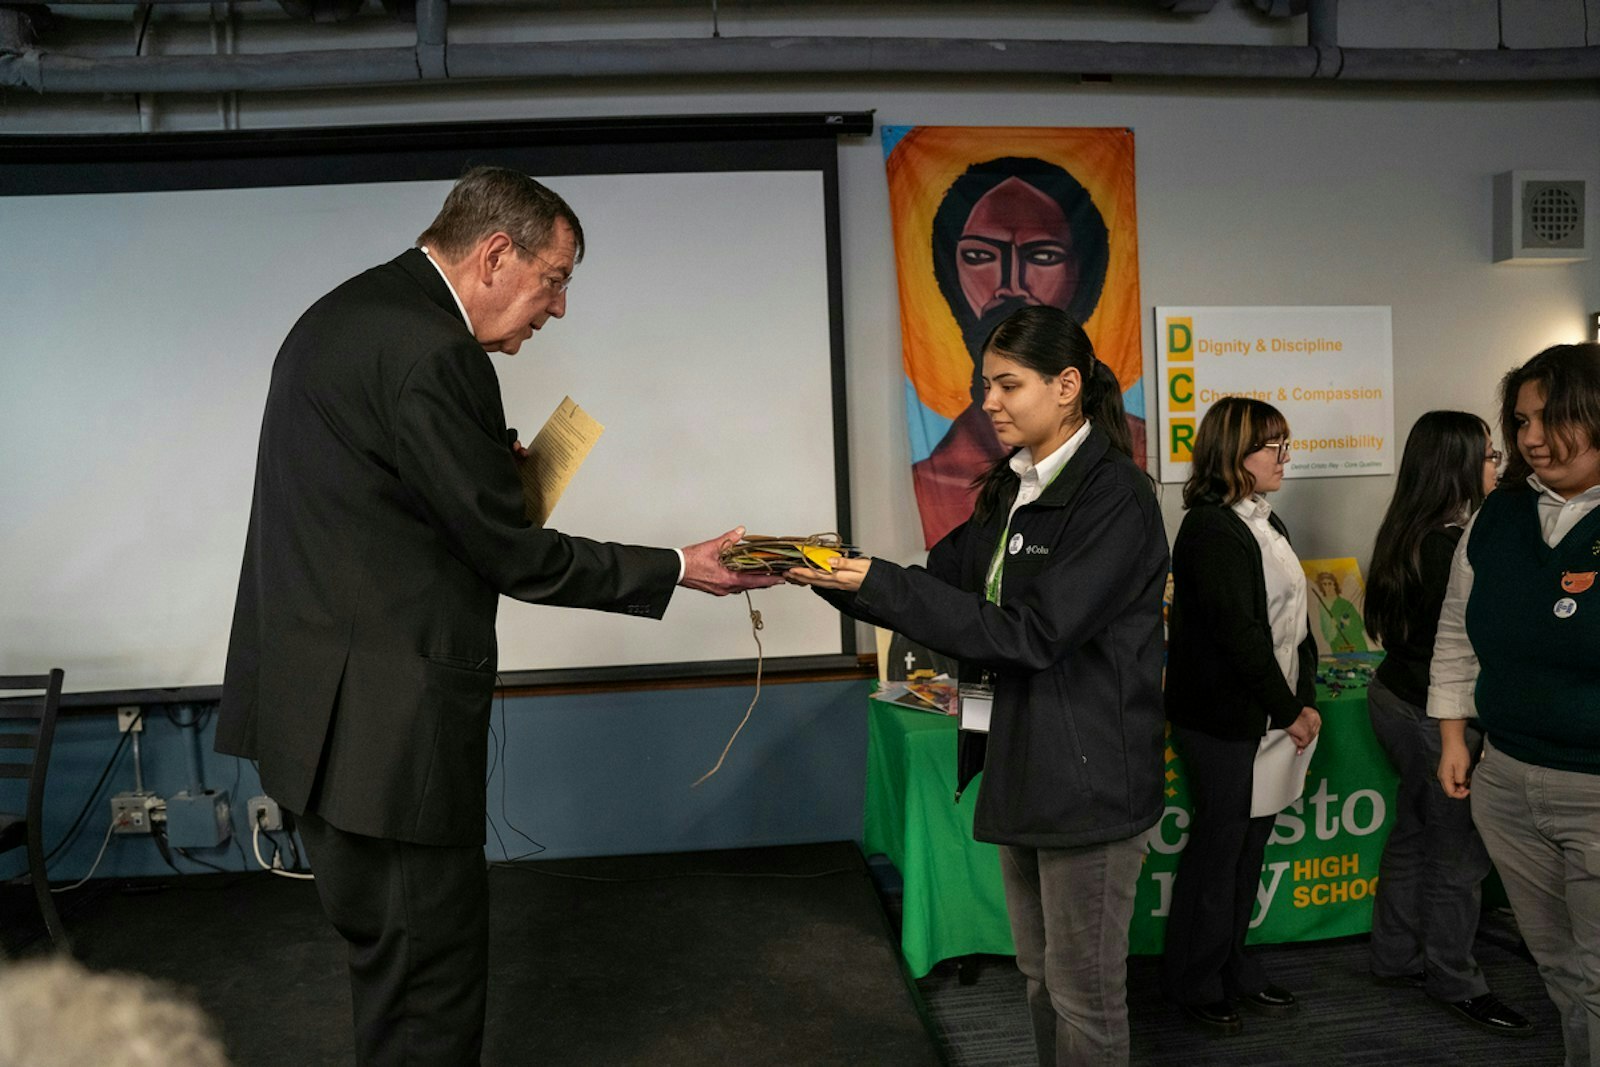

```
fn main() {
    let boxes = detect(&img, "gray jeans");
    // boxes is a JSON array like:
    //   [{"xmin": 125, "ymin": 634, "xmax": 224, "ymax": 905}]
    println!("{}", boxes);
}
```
[
  {"xmin": 1000, "ymin": 832, "xmax": 1149, "ymax": 1067},
  {"xmin": 1366, "ymin": 677, "xmax": 1492, "ymax": 1001},
  {"xmin": 1472, "ymin": 740, "xmax": 1600, "ymax": 1067}
]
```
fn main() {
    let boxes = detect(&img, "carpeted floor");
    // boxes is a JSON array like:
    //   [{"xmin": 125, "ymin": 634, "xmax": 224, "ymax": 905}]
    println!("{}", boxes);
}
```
[
  {"xmin": 916, "ymin": 908, "xmax": 1563, "ymax": 1066},
  {"xmin": 2, "ymin": 848, "xmax": 1570, "ymax": 1066},
  {"xmin": 3, "ymin": 842, "xmax": 939, "ymax": 1066}
]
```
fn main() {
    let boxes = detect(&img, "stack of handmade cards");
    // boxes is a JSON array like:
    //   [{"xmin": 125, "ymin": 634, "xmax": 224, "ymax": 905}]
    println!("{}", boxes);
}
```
[{"xmin": 719, "ymin": 534, "xmax": 860, "ymax": 574}]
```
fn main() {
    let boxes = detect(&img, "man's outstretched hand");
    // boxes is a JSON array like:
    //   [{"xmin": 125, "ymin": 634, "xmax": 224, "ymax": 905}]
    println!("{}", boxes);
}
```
[{"xmin": 680, "ymin": 527, "xmax": 785, "ymax": 595}]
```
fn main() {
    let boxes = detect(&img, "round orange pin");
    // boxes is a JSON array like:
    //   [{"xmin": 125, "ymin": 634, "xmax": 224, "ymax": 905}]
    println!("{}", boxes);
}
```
[{"xmin": 1562, "ymin": 571, "xmax": 1596, "ymax": 594}]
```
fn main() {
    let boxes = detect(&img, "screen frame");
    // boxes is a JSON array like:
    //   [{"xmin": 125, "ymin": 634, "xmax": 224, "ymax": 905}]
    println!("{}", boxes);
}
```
[{"xmin": 1, "ymin": 111, "xmax": 872, "ymax": 705}]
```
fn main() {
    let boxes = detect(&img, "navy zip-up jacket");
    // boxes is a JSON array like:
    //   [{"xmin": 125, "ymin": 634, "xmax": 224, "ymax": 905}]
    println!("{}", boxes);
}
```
[{"xmin": 823, "ymin": 426, "xmax": 1170, "ymax": 848}]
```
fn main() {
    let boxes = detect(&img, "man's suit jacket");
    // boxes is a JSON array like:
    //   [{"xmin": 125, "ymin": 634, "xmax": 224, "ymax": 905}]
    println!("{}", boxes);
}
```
[{"xmin": 217, "ymin": 249, "xmax": 680, "ymax": 847}]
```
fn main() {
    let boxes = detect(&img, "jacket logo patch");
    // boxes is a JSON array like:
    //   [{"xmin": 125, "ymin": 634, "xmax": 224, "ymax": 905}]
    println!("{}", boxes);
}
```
[
  {"xmin": 1008, "ymin": 533, "xmax": 1024, "ymax": 555},
  {"xmin": 1025, "ymin": 545, "xmax": 1050, "ymax": 556}
]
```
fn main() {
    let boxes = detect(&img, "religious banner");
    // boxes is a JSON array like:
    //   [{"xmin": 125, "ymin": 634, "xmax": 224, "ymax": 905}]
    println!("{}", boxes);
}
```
[
  {"xmin": 1301, "ymin": 556, "xmax": 1379, "ymax": 656},
  {"xmin": 884, "ymin": 126, "xmax": 1146, "ymax": 548},
  {"xmin": 1155, "ymin": 305, "xmax": 1395, "ymax": 483}
]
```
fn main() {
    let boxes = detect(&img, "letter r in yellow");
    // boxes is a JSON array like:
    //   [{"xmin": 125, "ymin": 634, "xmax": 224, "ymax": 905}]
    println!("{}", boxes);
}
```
[{"xmin": 1169, "ymin": 418, "xmax": 1195, "ymax": 464}]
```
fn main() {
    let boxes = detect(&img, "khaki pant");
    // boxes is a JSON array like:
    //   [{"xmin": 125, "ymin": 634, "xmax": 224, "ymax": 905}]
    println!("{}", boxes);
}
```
[{"xmin": 1472, "ymin": 740, "xmax": 1600, "ymax": 1067}]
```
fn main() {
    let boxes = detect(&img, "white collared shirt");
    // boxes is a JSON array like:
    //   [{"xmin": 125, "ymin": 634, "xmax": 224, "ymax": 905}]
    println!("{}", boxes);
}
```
[
  {"xmin": 984, "ymin": 420, "xmax": 1092, "ymax": 598},
  {"xmin": 1428, "ymin": 475, "xmax": 1600, "ymax": 720},
  {"xmin": 418, "ymin": 245, "xmax": 474, "ymax": 335},
  {"xmin": 1231, "ymin": 493, "xmax": 1309, "ymax": 693}
]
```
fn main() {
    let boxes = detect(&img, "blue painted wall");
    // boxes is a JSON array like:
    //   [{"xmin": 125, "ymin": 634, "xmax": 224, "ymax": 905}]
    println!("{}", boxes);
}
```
[{"xmin": 2, "ymin": 679, "xmax": 872, "ymax": 885}]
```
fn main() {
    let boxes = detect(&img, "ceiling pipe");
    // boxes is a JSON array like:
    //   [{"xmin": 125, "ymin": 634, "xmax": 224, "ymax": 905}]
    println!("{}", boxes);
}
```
[
  {"xmin": 3, "ymin": 34, "xmax": 1599, "ymax": 95},
  {"xmin": 414, "ymin": 0, "xmax": 445, "ymax": 78},
  {"xmin": 1308, "ymin": 0, "xmax": 1340, "ymax": 78}
]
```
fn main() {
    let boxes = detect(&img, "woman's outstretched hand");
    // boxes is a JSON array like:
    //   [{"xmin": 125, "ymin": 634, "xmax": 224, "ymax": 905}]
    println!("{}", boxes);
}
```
[{"xmin": 786, "ymin": 557, "xmax": 872, "ymax": 592}]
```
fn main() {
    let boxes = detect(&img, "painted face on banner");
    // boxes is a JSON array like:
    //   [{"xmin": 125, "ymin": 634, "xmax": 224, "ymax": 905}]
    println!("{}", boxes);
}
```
[{"xmin": 956, "ymin": 177, "xmax": 1079, "ymax": 320}]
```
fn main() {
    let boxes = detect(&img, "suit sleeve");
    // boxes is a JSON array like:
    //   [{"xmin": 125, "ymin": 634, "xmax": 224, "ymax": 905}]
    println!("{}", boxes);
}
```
[
  {"xmin": 847, "ymin": 475, "xmax": 1157, "ymax": 673},
  {"xmin": 1175, "ymin": 511, "xmax": 1306, "ymax": 728},
  {"xmin": 394, "ymin": 342, "xmax": 679, "ymax": 616}
]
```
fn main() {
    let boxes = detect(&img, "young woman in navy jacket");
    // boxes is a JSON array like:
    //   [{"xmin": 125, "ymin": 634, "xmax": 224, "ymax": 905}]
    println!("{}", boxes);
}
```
[{"xmin": 792, "ymin": 305, "xmax": 1169, "ymax": 1066}]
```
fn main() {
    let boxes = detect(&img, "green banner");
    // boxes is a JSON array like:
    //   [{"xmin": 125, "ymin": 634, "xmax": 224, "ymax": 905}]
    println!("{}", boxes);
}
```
[{"xmin": 864, "ymin": 680, "xmax": 1397, "ymax": 978}]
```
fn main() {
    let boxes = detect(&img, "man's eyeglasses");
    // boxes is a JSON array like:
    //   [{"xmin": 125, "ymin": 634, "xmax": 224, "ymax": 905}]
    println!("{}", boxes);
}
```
[
  {"xmin": 509, "ymin": 238, "xmax": 572, "ymax": 295},
  {"xmin": 1485, "ymin": 449, "xmax": 1504, "ymax": 465},
  {"xmin": 1254, "ymin": 440, "xmax": 1291, "ymax": 463}
]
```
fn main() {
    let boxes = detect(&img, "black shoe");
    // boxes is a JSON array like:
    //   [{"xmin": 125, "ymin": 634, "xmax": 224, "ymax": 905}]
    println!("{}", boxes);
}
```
[
  {"xmin": 1371, "ymin": 970, "xmax": 1426, "ymax": 989},
  {"xmin": 1180, "ymin": 1000, "xmax": 1243, "ymax": 1036},
  {"xmin": 1441, "ymin": 993, "xmax": 1535, "ymax": 1037},
  {"xmin": 1236, "ymin": 983, "xmax": 1298, "ymax": 1015}
]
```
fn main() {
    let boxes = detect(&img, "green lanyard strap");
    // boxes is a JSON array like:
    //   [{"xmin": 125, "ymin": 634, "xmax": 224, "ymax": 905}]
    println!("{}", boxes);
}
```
[{"xmin": 984, "ymin": 458, "xmax": 1071, "ymax": 606}]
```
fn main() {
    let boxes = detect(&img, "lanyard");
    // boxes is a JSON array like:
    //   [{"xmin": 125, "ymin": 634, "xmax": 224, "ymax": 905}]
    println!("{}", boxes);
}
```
[{"xmin": 984, "ymin": 459, "xmax": 1069, "ymax": 605}]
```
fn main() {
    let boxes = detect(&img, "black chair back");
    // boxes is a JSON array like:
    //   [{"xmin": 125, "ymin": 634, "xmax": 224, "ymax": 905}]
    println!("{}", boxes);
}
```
[{"xmin": 0, "ymin": 668, "xmax": 69, "ymax": 953}]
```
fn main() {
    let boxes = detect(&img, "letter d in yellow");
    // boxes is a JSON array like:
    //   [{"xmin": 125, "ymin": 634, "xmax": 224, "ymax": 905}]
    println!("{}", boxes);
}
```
[{"xmin": 1166, "ymin": 317, "xmax": 1194, "ymax": 362}]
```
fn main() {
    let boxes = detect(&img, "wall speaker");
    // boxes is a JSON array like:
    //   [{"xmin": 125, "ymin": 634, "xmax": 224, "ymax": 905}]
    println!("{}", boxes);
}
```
[{"xmin": 1494, "ymin": 171, "xmax": 1588, "ymax": 264}]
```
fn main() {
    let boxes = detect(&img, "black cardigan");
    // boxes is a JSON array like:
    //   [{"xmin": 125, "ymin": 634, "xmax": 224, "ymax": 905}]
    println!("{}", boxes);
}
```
[{"xmin": 1164, "ymin": 502, "xmax": 1318, "ymax": 740}]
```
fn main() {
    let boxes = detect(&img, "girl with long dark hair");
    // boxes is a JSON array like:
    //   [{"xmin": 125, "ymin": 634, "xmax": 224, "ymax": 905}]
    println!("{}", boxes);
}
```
[
  {"xmin": 791, "ymin": 305, "xmax": 1169, "ymax": 1066},
  {"xmin": 1363, "ymin": 411, "xmax": 1531, "ymax": 1035},
  {"xmin": 1430, "ymin": 344, "xmax": 1600, "ymax": 1063}
]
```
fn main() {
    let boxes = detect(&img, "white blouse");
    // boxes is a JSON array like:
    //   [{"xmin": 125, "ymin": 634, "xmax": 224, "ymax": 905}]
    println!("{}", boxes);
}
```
[{"xmin": 1232, "ymin": 494, "xmax": 1309, "ymax": 693}]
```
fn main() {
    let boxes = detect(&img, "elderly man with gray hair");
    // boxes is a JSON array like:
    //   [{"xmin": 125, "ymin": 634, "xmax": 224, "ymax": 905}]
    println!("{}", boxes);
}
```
[{"xmin": 217, "ymin": 166, "xmax": 778, "ymax": 1065}]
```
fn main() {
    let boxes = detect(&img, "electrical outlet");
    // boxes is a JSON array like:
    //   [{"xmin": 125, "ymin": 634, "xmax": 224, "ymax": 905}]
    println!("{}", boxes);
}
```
[
  {"xmin": 116, "ymin": 706, "xmax": 142, "ymax": 733},
  {"xmin": 110, "ymin": 791, "xmax": 162, "ymax": 834},
  {"xmin": 247, "ymin": 795, "xmax": 283, "ymax": 833}
]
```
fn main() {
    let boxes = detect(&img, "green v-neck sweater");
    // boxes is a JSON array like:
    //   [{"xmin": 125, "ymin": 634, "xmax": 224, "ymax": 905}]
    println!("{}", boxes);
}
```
[{"xmin": 1466, "ymin": 487, "xmax": 1600, "ymax": 774}]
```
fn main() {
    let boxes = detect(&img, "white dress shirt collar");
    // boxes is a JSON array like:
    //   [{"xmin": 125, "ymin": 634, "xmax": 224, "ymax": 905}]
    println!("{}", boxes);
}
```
[
  {"xmin": 417, "ymin": 245, "xmax": 474, "ymax": 336},
  {"xmin": 1527, "ymin": 473, "xmax": 1600, "ymax": 508},
  {"xmin": 1231, "ymin": 493, "xmax": 1272, "ymax": 525},
  {"xmin": 1009, "ymin": 418, "xmax": 1091, "ymax": 493}
]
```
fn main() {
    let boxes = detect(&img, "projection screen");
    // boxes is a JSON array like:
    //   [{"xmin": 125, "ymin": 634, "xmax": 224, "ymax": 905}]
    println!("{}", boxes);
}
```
[{"xmin": 0, "ymin": 117, "xmax": 864, "ymax": 700}]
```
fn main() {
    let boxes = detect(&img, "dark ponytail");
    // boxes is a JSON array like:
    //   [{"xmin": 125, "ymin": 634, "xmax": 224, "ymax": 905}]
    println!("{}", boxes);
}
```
[
  {"xmin": 970, "ymin": 306, "xmax": 1132, "ymax": 522},
  {"xmin": 1085, "ymin": 357, "xmax": 1133, "ymax": 460}
]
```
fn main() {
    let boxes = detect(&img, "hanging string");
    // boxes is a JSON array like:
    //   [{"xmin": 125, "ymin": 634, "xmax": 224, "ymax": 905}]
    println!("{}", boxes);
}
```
[{"xmin": 691, "ymin": 591, "xmax": 763, "ymax": 787}]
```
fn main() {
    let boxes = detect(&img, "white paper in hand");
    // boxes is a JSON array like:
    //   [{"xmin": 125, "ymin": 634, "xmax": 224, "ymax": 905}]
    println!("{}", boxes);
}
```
[{"xmin": 1251, "ymin": 729, "xmax": 1319, "ymax": 818}]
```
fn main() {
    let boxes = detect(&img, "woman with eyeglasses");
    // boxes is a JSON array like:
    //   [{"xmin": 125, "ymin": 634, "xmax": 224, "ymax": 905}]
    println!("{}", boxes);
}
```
[
  {"xmin": 1429, "ymin": 344, "xmax": 1600, "ymax": 1063},
  {"xmin": 1362, "ymin": 411, "xmax": 1532, "ymax": 1036},
  {"xmin": 1161, "ymin": 397, "xmax": 1319, "ymax": 1036}
]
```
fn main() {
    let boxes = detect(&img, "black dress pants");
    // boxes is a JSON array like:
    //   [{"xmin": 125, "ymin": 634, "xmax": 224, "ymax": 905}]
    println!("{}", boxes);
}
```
[
  {"xmin": 1161, "ymin": 724, "xmax": 1276, "ymax": 1006},
  {"xmin": 296, "ymin": 811, "xmax": 489, "ymax": 1067}
]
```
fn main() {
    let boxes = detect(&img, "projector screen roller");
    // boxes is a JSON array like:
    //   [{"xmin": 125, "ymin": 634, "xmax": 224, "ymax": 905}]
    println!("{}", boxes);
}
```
[{"xmin": 0, "ymin": 123, "xmax": 855, "ymax": 699}]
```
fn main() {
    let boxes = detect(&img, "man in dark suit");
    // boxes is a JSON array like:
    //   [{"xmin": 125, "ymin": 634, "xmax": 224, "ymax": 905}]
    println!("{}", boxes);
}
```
[{"xmin": 216, "ymin": 166, "xmax": 778, "ymax": 1065}]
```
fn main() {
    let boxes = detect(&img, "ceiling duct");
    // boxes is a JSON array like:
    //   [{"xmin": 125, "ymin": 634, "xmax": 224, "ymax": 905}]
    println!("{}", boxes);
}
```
[
  {"xmin": 276, "ymin": 0, "xmax": 365, "ymax": 23},
  {"xmin": 2, "ymin": 0, "xmax": 1599, "ymax": 96}
]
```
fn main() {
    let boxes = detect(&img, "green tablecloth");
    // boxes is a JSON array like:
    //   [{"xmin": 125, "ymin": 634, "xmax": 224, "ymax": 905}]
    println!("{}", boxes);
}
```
[{"xmin": 864, "ymin": 681, "xmax": 1396, "ymax": 978}]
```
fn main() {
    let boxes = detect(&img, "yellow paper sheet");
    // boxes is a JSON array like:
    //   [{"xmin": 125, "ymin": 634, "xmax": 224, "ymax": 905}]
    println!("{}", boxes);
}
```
[{"xmin": 519, "ymin": 396, "xmax": 603, "ymax": 526}]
